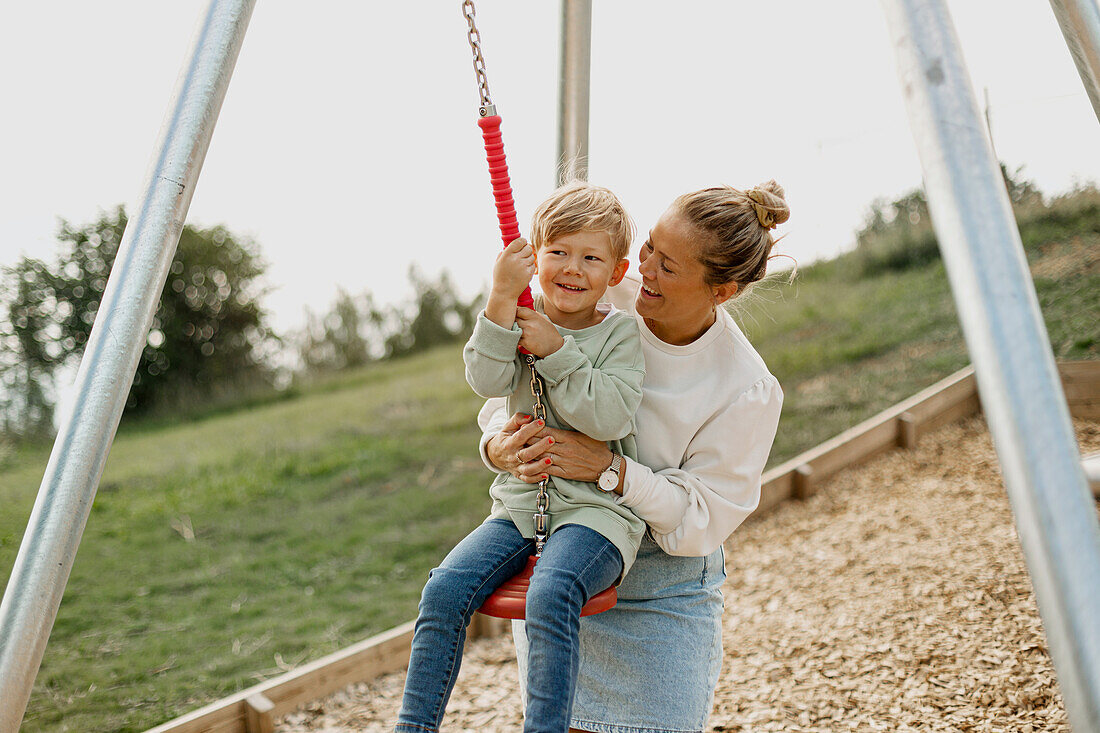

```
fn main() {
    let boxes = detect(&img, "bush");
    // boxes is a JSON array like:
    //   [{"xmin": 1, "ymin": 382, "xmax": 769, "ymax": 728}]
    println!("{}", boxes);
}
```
[
  {"xmin": 295, "ymin": 267, "xmax": 482, "ymax": 378},
  {"xmin": 849, "ymin": 166, "xmax": 1079, "ymax": 277},
  {"xmin": 851, "ymin": 189, "xmax": 940, "ymax": 276}
]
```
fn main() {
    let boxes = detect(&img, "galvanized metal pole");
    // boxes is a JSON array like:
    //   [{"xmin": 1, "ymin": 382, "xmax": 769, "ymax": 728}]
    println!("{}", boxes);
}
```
[
  {"xmin": 1049, "ymin": 0, "xmax": 1100, "ymax": 123},
  {"xmin": 880, "ymin": 1, "xmax": 1100, "ymax": 729},
  {"xmin": 558, "ymin": 0, "xmax": 592, "ymax": 182},
  {"xmin": 0, "ymin": 0, "xmax": 255, "ymax": 727}
]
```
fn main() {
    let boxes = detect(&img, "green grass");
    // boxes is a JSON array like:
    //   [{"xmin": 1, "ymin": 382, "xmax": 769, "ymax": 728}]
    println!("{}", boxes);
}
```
[
  {"xmin": 2, "ymin": 349, "xmax": 491, "ymax": 731},
  {"xmin": 1, "ymin": 228, "xmax": 1097, "ymax": 731},
  {"xmin": 738, "ymin": 229, "xmax": 1098, "ymax": 466}
]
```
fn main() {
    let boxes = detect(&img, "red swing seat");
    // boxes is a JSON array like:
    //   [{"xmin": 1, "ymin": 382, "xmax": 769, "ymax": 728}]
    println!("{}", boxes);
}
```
[{"xmin": 478, "ymin": 556, "xmax": 619, "ymax": 619}]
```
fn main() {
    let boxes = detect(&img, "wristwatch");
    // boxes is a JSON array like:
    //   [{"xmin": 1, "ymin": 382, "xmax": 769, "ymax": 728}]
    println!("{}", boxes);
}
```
[{"xmin": 597, "ymin": 452, "xmax": 623, "ymax": 492}]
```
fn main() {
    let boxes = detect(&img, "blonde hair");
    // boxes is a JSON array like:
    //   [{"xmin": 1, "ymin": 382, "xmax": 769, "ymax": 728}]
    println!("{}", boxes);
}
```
[
  {"xmin": 673, "ymin": 180, "xmax": 791, "ymax": 291},
  {"xmin": 530, "ymin": 180, "xmax": 634, "ymax": 261}
]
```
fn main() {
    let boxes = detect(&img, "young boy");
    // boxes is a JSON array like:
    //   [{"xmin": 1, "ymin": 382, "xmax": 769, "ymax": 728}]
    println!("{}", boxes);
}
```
[{"xmin": 395, "ymin": 181, "xmax": 646, "ymax": 733}]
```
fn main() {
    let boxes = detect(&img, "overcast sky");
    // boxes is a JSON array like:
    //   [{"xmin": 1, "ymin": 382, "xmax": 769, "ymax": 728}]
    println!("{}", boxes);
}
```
[{"xmin": 2, "ymin": 1, "xmax": 1097, "ymax": 336}]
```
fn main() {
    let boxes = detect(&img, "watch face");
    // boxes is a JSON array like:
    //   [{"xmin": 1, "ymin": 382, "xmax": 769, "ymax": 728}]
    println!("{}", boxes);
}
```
[{"xmin": 598, "ymin": 470, "xmax": 617, "ymax": 491}]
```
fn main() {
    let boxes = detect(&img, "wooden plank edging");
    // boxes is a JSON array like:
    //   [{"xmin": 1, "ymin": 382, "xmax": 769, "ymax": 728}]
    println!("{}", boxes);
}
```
[
  {"xmin": 758, "ymin": 365, "xmax": 979, "ymax": 514},
  {"xmin": 144, "ymin": 361, "xmax": 1099, "ymax": 732},
  {"xmin": 757, "ymin": 360, "xmax": 1097, "ymax": 516},
  {"xmin": 143, "ymin": 622, "xmax": 415, "ymax": 733}
]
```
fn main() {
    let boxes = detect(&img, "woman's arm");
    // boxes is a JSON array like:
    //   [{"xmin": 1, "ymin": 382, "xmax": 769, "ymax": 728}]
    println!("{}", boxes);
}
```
[
  {"xmin": 480, "ymin": 376, "xmax": 782, "ymax": 556},
  {"xmin": 619, "ymin": 377, "xmax": 782, "ymax": 556},
  {"xmin": 509, "ymin": 377, "xmax": 782, "ymax": 556}
]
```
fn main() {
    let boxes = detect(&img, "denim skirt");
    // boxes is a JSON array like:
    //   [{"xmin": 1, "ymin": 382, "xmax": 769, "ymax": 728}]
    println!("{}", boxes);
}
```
[{"xmin": 513, "ymin": 534, "xmax": 726, "ymax": 733}]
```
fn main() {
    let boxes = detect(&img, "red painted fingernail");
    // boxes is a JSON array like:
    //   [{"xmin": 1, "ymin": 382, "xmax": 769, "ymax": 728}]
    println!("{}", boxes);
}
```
[
  {"xmin": 537, "ymin": 419, "xmax": 544, "ymax": 426},
  {"xmin": 542, "ymin": 474, "xmax": 549, "ymax": 480},
  {"xmin": 545, "ymin": 458, "xmax": 552, "ymax": 465},
  {"xmin": 548, "ymin": 437, "xmax": 554, "ymax": 445},
  {"xmin": 520, "ymin": 414, "xmax": 531, "ymax": 419}
]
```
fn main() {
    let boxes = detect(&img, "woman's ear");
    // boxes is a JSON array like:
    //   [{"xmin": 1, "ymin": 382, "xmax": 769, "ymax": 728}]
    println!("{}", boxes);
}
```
[
  {"xmin": 713, "ymin": 281, "xmax": 739, "ymax": 305},
  {"xmin": 608, "ymin": 258, "xmax": 630, "ymax": 287}
]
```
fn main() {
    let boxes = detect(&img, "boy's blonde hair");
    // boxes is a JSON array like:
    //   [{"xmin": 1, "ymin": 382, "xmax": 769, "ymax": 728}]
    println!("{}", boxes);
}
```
[{"xmin": 530, "ymin": 180, "xmax": 634, "ymax": 261}]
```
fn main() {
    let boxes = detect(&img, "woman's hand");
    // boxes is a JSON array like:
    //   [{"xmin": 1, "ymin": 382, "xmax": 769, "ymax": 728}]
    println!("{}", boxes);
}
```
[
  {"xmin": 516, "ymin": 307, "xmax": 565, "ymax": 358},
  {"xmin": 486, "ymin": 413, "xmax": 555, "ymax": 482},
  {"xmin": 487, "ymin": 413, "xmax": 615, "ymax": 487},
  {"xmin": 539, "ymin": 426, "xmax": 616, "ymax": 486}
]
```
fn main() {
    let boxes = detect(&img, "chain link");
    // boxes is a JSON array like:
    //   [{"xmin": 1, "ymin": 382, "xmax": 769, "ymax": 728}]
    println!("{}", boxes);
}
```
[
  {"xmin": 525, "ymin": 353, "xmax": 551, "ymax": 555},
  {"xmin": 461, "ymin": 0, "xmax": 493, "ymax": 108}
]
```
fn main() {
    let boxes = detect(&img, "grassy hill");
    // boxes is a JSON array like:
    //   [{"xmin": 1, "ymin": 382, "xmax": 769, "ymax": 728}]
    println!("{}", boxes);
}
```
[{"xmin": 1, "ymin": 208, "xmax": 1096, "ymax": 731}]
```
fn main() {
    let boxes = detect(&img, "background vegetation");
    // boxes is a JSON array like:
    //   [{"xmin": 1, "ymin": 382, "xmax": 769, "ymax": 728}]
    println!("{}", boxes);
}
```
[
  {"xmin": 0, "ymin": 178, "xmax": 1096, "ymax": 730},
  {"xmin": 0, "ymin": 210, "xmax": 275, "ymax": 434}
]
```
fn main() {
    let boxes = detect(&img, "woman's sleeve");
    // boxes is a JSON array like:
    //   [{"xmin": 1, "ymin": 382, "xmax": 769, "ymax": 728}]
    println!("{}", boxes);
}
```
[
  {"xmin": 477, "ymin": 397, "xmax": 509, "ymax": 474},
  {"xmin": 463, "ymin": 311, "xmax": 523, "ymax": 399},
  {"xmin": 616, "ymin": 376, "xmax": 783, "ymax": 556}
]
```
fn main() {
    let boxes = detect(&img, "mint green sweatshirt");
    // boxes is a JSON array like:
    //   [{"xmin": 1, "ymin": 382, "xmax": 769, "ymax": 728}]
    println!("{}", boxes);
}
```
[{"xmin": 462, "ymin": 305, "xmax": 646, "ymax": 576}]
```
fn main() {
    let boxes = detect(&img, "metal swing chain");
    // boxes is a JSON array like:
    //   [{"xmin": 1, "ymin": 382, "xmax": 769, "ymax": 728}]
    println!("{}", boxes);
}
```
[
  {"xmin": 461, "ymin": 0, "xmax": 493, "ymax": 110},
  {"xmin": 525, "ymin": 353, "xmax": 552, "ymax": 556},
  {"xmin": 462, "ymin": 1, "xmax": 547, "ymax": 554}
]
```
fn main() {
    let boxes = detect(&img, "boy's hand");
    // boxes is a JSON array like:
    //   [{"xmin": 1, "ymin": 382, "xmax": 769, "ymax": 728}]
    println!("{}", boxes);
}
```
[
  {"xmin": 491, "ymin": 237, "xmax": 536, "ymax": 300},
  {"xmin": 485, "ymin": 238, "xmax": 536, "ymax": 329},
  {"xmin": 516, "ymin": 307, "xmax": 565, "ymax": 358}
]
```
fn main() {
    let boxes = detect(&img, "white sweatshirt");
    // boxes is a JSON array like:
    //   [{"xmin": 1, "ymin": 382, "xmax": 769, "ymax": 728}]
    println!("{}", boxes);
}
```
[{"xmin": 479, "ymin": 275, "xmax": 783, "ymax": 557}]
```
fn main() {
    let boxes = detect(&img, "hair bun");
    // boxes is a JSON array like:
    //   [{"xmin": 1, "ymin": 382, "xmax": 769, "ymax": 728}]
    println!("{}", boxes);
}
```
[{"xmin": 745, "ymin": 180, "xmax": 790, "ymax": 230}]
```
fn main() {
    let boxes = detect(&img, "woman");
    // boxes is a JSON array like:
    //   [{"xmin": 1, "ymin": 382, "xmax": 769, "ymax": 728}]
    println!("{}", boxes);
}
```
[{"xmin": 479, "ymin": 181, "xmax": 789, "ymax": 733}]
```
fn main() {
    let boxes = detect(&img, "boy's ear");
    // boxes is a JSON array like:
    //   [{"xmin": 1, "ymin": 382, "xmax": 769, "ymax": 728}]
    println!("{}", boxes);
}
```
[{"xmin": 608, "ymin": 258, "xmax": 630, "ymax": 287}]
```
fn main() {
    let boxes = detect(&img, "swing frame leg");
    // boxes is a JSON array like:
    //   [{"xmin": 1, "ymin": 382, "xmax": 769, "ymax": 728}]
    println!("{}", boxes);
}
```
[{"xmin": 0, "ymin": 2, "xmax": 256, "ymax": 728}]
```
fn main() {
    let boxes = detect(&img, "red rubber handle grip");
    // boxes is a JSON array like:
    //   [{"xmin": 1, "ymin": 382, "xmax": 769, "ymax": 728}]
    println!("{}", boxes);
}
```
[{"xmin": 478, "ymin": 115, "xmax": 534, "ymax": 310}]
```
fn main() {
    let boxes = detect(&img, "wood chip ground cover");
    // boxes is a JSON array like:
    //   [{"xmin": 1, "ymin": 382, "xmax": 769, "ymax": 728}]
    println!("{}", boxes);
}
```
[{"xmin": 277, "ymin": 417, "xmax": 1099, "ymax": 732}]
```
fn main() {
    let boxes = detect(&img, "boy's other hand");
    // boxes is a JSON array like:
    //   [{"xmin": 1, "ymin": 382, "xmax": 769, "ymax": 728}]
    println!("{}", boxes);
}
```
[
  {"xmin": 491, "ymin": 237, "xmax": 536, "ymax": 300},
  {"xmin": 516, "ymin": 307, "xmax": 565, "ymax": 358}
]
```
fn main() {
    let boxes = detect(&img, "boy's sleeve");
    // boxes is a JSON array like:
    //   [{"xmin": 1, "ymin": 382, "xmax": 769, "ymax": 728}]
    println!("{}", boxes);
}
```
[
  {"xmin": 533, "ymin": 315, "xmax": 644, "ymax": 441},
  {"xmin": 463, "ymin": 311, "xmax": 523, "ymax": 398}
]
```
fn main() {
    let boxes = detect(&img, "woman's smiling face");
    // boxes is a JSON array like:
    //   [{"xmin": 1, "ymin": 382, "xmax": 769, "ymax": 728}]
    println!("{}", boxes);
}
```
[{"xmin": 636, "ymin": 208, "xmax": 734, "ymax": 345}]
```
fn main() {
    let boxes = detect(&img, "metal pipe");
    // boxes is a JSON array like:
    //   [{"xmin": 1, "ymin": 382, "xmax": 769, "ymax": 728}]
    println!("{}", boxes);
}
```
[
  {"xmin": 0, "ymin": 0, "xmax": 255, "ymax": 727},
  {"xmin": 880, "ymin": 2, "xmax": 1100, "ymax": 729},
  {"xmin": 1049, "ymin": 0, "xmax": 1100, "ymax": 123},
  {"xmin": 558, "ymin": 0, "xmax": 592, "ymax": 182}
]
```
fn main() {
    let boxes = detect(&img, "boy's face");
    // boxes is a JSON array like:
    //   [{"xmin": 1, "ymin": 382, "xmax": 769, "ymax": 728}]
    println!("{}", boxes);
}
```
[{"xmin": 537, "ymin": 230, "xmax": 628, "ymax": 325}]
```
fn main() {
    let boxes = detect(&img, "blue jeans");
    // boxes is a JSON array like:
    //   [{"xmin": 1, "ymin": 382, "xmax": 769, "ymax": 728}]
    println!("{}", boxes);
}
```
[
  {"xmin": 514, "ymin": 534, "xmax": 727, "ymax": 733},
  {"xmin": 396, "ymin": 517, "xmax": 623, "ymax": 733}
]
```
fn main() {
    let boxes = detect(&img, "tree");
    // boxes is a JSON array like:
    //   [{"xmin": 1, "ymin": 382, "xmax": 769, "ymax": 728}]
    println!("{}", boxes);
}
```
[
  {"xmin": 298, "ymin": 289, "xmax": 381, "ymax": 372},
  {"xmin": 0, "ymin": 298, "xmax": 52, "ymax": 440},
  {"xmin": 295, "ymin": 267, "xmax": 483, "ymax": 376},
  {"xmin": 1001, "ymin": 163, "xmax": 1044, "ymax": 209},
  {"xmin": 384, "ymin": 267, "xmax": 481, "ymax": 359},
  {"xmin": 2, "ymin": 207, "xmax": 275, "ymax": 421}
]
